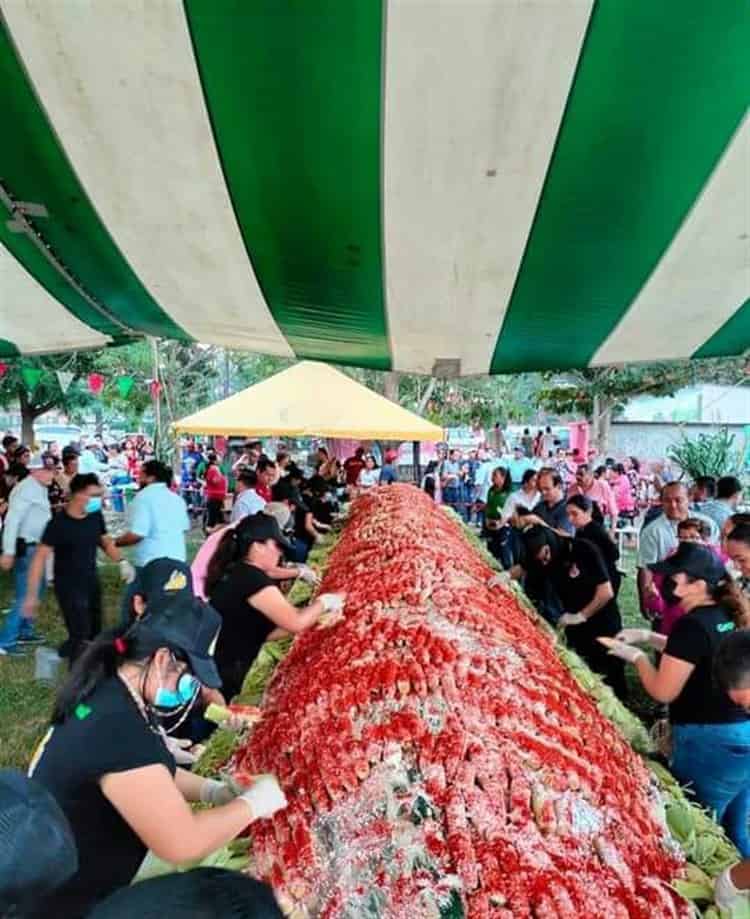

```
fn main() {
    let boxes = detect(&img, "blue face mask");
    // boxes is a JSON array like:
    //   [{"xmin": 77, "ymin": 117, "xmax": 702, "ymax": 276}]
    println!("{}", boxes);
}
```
[
  {"xmin": 86, "ymin": 497, "xmax": 102, "ymax": 513},
  {"xmin": 154, "ymin": 671, "xmax": 200, "ymax": 711}
]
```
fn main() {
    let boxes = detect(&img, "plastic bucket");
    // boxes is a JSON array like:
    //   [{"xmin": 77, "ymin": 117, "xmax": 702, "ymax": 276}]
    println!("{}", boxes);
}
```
[{"xmin": 35, "ymin": 646, "xmax": 63, "ymax": 684}]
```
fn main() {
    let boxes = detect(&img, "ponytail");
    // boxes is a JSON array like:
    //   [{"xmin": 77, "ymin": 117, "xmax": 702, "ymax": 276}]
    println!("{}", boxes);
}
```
[
  {"xmin": 205, "ymin": 527, "xmax": 242, "ymax": 597},
  {"xmin": 52, "ymin": 627, "xmax": 136, "ymax": 723},
  {"xmin": 711, "ymin": 578, "xmax": 750, "ymax": 630}
]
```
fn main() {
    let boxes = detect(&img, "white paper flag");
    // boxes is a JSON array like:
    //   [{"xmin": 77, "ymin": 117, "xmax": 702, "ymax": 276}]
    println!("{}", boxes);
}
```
[{"xmin": 56, "ymin": 371, "xmax": 74, "ymax": 393}]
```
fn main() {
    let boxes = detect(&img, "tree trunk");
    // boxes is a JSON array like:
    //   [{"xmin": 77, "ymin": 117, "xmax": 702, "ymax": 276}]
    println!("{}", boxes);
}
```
[
  {"xmin": 383, "ymin": 370, "xmax": 400, "ymax": 403},
  {"xmin": 18, "ymin": 386, "xmax": 35, "ymax": 445},
  {"xmin": 590, "ymin": 393, "xmax": 600, "ymax": 454},
  {"xmin": 21, "ymin": 406, "xmax": 35, "ymax": 446},
  {"xmin": 599, "ymin": 404, "xmax": 613, "ymax": 457},
  {"xmin": 417, "ymin": 377, "xmax": 437, "ymax": 414}
]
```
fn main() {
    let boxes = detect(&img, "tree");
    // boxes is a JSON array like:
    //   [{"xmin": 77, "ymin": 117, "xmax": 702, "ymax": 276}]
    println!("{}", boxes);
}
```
[
  {"xmin": 0, "ymin": 352, "xmax": 103, "ymax": 444},
  {"xmin": 538, "ymin": 357, "xmax": 750, "ymax": 454}
]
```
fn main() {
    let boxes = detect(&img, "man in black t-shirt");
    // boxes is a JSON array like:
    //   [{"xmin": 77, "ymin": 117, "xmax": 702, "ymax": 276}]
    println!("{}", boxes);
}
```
[{"xmin": 23, "ymin": 474, "xmax": 135, "ymax": 663}]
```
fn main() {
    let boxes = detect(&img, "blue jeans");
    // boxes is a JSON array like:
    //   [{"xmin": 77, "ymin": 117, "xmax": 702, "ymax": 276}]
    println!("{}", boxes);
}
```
[
  {"xmin": 442, "ymin": 485, "xmax": 459, "ymax": 511},
  {"xmin": 671, "ymin": 721, "xmax": 750, "ymax": 856},
  {"xmin": 0, "ymin": 546, "xmax": 45, "ymax": 649}
]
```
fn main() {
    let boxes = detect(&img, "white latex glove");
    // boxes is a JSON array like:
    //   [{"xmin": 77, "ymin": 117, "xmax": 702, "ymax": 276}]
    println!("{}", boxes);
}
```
[
  {"xmin": 558, "ymin": 612, "xmax": 587, "ymax": 628},
  {"xmin": 319, "ymin": 593, "xmax": 345, "ymax": 614},
  {"xmin": 598, "ymin": 637, "xmax": 646, "ymax": 664},
  {"xmin": 239, "ymin": 774, "xmax": 288, "ymax": 821},
  {"xmin": 487, "ymin": 572, "xmax": 510, "ymax": 588},
  {"xmin": 119, "ymin": 559, "xmax": 136, "ymax": 584},
  {"xmin": 200, "ymin": 777, "xmax": 244, "ymax": 806},
  {"xmin": 164, "ymin": 736, "xmax": 197, "ymax": 766},
  {"xmin": 714, "ymin": 865, "xmax": 749, "ymax": 913},
  {"xmin": 615, "ymin": 628, "xmax": 665, "ymax": 650},
  {"xmin": 297, "ymin": 564, "xmax": 320, "ymax": 586}
]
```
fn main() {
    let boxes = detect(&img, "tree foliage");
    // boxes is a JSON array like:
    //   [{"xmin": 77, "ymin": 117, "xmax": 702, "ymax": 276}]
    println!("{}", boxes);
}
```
[
  {"xmin": 667, "ymin": 428, "xmax": 740, "ymax": 480},
  {"xmin": 538, "ymin": 357, "xmax": 749, "ymax": 451},
  {"xmin": 0, "ymin": 352, "xmax": 102, "ymax": 443}
]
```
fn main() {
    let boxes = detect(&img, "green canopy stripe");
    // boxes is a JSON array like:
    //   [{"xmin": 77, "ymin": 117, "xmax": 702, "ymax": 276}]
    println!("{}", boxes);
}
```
[
  {"xmin": 694, "ymin": 300, "xmax": 750, "ymax": 360},
  {"xmin": 490, "ymin": 0, "xmax": 749, "ymax": 373},
  {"xmin": 0, "ymin": 17, "xmax": 190, "ymax": 342},
  {"xmin": 185, "ymin": 0, "xmax": 391, "ymax": 369},
  {"xmin": 0, "ymin": 340, "xmax": 20, "ymax": 358}
]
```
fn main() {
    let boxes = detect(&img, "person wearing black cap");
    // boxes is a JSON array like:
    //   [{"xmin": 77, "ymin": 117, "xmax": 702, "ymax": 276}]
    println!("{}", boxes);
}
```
[
  {"xmin": 521, "ymin": 524, "xmax": 626, "ymax": 699},
  {"xmin": 206, "ymin": 512, "xmax": 345, "ymax": 700},
  {"xmin": 28, "ymin": 597, "xmax": 287, "ymax": 917},
  {"xmin": 87, "ymin": 868, "xmax": 283, "ymax": 919},
  {"xmin": 604, "ymin": 542, "xmax": 750, "ymax": 855},
  {"xmin": 0, "ymin": 769, "xmax": 78, "ymax": 917}
]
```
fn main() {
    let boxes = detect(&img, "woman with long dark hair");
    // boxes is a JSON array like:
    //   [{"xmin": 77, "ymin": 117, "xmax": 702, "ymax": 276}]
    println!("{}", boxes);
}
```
[
  {"xmin": 483, "ymin": 466, "xmax": 512, "ymax": 567},
  {"xmin": 28, "ymin": 598, "xmax": 287, "ymax": 917},
  {"xmin": 206, "ymin": 513, "xmax": 344, "ymax": 699},
  {"xmin": 607, "ymin": 542, "xmax": 750, "ymax": 855},
  {"xmin": 565, "ymin": 494, "xmax": 621, "ymax": 595},
  {"xmin": 522, "ymin": 524, "xmax": 626, "ymax": 699}
]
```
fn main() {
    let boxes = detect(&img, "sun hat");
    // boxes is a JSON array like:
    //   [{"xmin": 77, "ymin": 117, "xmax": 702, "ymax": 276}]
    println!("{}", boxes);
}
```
[{"xmin": 0, "ymin": 769, "xmax": 78, "ymax": 911}]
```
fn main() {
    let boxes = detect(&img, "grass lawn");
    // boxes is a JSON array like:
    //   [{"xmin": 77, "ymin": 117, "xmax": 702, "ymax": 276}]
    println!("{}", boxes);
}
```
[
  {"xmin": 0, "ymin": 531, "xmax": 655, "ymax": 771},
  {"xmin": 0, "ymin": 526, "xmax": 206, "ymax": 770}
]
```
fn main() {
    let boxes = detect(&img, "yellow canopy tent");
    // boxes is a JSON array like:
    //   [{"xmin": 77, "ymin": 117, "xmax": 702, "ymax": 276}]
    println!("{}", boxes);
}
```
[{"xmin": 173, "ymin": 361, "xmax": 444, "ymax": 442}]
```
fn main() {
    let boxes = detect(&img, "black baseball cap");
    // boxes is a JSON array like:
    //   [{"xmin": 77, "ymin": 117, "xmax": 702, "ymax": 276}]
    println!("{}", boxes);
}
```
[
  {"xmin": 0, "ymin": 769, "xmax": 78, "ymax": 910},
  {"xmin": 237, "ymin": 510, "xmax": 293, "ymax": 551},
  {"xmin": 137, "ymin": 558, "xmax": 194, "ymax": 608},
  {"xmin": 650, "ymin": 541, "xmax": 727, "ymax": 586},
  {"xmin": 130, "ymin": 595, "xmax": 223, "ymax": 689},
  {"xmin": 88, "ymin": 867, "xmax": 283, "ymax": 918},
  {"xmin": 62, "ymin": 445, "xmax": 80, "ymax": 460}
]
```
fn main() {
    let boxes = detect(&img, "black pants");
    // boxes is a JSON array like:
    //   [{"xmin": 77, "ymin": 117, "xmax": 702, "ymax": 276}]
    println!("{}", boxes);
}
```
[
  {"xmin": 218, "ymin": 658, "xmax": 252, "ymax": 703},
  {"xmin": 565, "ymin": 605, "xmax": 627, "ymax": 701},
  {"xmin": 206, "ymin": 498, "xmax": 225, "ymax": 528},
  {"xmin": 56, "ymin": 577, "xmax": 102, "ymax": 665}
]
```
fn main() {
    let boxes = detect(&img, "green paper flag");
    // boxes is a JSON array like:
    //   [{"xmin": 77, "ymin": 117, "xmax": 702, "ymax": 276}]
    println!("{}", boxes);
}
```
[
  {"xmin": 21, "ymin": 367, "xmax": 43, "ymax": 392},
  {"xmin": 116, "ymin": 376, "xmax": 135, "ymax": 398}
]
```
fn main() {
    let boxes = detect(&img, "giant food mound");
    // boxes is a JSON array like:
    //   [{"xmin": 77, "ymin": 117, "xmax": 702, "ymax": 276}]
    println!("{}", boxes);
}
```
[{"xmin": 231, "ymin": 485, "xmax": 688, "ymax": 918}]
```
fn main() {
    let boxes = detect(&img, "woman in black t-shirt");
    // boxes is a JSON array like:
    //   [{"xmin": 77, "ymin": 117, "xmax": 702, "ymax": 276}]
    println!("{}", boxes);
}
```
[
  {"xmin": 28, "ymin": 597, "xmax": 288, "ymax": 918},
  {"xmin": 605, "ymin": 542, "xmax": 750, "ymax": 856},
  {"xmin": 521, "ymin": 525, "xmax": 626, "ymax": 700},
  {"xmin": 565, "ymin": 494, "xmax": 621, "ymax": 595},
  {"xmin": 206, "ymin": 512, "xmax": 345, "ymax": 700}
]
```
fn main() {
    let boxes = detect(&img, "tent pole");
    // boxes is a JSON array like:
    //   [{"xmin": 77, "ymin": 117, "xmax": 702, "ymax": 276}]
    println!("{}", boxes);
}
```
[{"xmin": 413, "ymin": 441, "xmax": 421, "ymax": 484}]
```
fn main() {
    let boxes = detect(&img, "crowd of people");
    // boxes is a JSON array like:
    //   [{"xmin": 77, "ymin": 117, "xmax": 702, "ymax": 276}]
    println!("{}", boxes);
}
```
[
  {"xmin": 426, "ymin": 436, "xmax": 749, "ymax": 868},
  {"xmin": 0, "ymin": 430, "xmax": 748, "ymax": 915}
]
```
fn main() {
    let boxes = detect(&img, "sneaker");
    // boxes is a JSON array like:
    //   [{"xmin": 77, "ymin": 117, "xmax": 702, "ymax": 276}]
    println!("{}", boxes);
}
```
[
  {"xmin": 17, "ymin": 631, "xmax": 45, "ymax": 645},
  {"xmin": 0, "ymin": 645, "xmax": 27, "ymax": 657}
]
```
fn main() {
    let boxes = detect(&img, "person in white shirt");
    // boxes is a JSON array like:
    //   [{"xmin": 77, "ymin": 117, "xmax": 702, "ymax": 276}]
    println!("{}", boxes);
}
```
[
  {"xmin": 357, "ymin": 455, "xmax": 380, "ymax": 490},
  {"xmin": 501, "ymin": 469, "xmax": 540, "ymax": 520},
  {"xmin": 540, "ymin": 426, "xmax": 556, "ymax": 460},
  {"xmin": 0, "ymin": 456, "xmax": 55, "ymax": 653},
  {"xmin": 115, "ymin": 461, "xmax": 190, "ymax": 625},
  {"xmin": 230, "ymin": 471, "xmax": 267, "ymax": 523},
  {"xmin": 637, "ymin": 481, "xmax": 719, "ymax": 614},
  {"xmin": 78, "ymin": 443, "xmax": 107, "ymax": 477}
]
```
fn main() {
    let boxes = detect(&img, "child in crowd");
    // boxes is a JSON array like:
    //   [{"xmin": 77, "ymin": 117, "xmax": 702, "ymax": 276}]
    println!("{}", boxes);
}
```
[{"xmin": 645, "ymin": 518, "xmax": 715, "ymax": 635}]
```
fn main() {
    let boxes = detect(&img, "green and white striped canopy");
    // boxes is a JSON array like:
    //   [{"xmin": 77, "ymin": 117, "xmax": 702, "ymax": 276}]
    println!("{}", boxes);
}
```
[{"xmin": 1, "ymin": 1, "xmax": 747, "ymax": 374}]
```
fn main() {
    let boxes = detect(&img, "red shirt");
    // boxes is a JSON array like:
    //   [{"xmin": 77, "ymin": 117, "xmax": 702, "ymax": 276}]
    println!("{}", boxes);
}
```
[
  {"xmin": 256, "ymin": 482, "xmax": 272, "ymax": 503},
  {"xmin": 204, "ymin": 465, "xmax": 228, "ymax": 501},
  {"xmin": 344, "ymin": 457, "xmax": 365, "ymax": 486}
]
